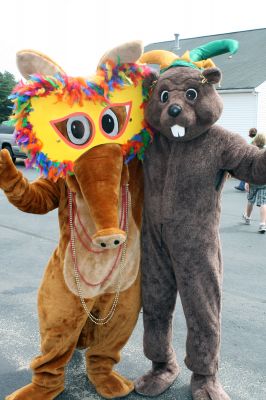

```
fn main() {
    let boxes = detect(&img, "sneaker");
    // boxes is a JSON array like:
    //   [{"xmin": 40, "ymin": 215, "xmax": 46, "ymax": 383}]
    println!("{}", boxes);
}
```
[
  {"xmin": 235, "ymin": 186, "xmax": 245, "ymax": 191},
  {"xmin": 258, "ymin": 223, "xmax": 266, "ymax": 234},
  {"xmin": 242, "ymin": 213, "xmax": 251, "ymax": 225}
]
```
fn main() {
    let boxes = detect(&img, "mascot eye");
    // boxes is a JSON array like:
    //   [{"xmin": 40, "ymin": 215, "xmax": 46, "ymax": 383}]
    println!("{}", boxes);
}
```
[
  {"xmin": 66, "ymin": 115, "xmax": 92, "ymax": 145},
  {"xmin": 100, "ymin": 105, "xmax": 129, "ymax": 138},
  {"xmin": 52, "ymin": 114, "xmax": 93, "ymax": 147},
  {"xmin": 185, "ymin": 88, "xmax": 198, "ymax": 101},
  {"xmin": 160, "ymin": 90, "xmax": 169, "ymax": 103},
  {"xmin": 101, "ymin": 109, "xmax": 119, "ymax": 137}
]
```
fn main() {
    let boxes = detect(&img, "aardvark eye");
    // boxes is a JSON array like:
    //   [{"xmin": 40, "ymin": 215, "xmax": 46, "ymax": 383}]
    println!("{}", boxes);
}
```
[
  {"xmin": 66, "ymin": 115, "xmax": 92, "ymax": 145},
  {"xmin": 101, "ymin": 109, "xmax": 119, "ymax": 137},
  {"xmin": 51, "ymin": 113, "xmax": 93, "ymax": 147}
]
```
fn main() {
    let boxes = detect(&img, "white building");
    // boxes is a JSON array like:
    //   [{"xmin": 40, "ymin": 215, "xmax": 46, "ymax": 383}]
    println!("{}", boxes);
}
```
[{"xmin": 145, "ymin": 28, "xmax": 266, "ymax": 141}]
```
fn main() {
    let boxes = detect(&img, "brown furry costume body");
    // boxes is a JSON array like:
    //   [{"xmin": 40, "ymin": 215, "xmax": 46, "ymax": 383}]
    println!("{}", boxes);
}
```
[
  {"xmin": 0, "ymin": 42, "xmax": 146, "ymax": 400},
  {"xmin": 0, "ymin": 151, "xmax": 142, "ymax": 400},
  {"xmin": 134, "ymin": 56, "xmax": 266, "ymax": 399}
]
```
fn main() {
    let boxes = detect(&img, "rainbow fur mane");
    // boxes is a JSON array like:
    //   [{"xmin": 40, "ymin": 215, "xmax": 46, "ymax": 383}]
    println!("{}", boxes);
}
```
[{"xmin": 9, "ymin": 62, "xmax": 153, "ymax": 180}]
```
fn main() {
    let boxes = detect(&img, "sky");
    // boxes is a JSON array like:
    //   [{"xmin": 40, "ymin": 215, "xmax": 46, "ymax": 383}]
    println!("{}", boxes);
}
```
[{"xmin": 1, "ymin": 0, "xmax": 266, "ymax": 79}]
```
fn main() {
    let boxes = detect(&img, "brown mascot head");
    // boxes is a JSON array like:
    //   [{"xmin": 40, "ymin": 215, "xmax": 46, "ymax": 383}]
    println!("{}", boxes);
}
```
[{"xmin": 140, "ymin": 39, "xmax": 238, "ymax": 142}]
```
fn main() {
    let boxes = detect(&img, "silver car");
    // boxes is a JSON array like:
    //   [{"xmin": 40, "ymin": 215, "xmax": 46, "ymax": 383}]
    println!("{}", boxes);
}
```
[{"xmin": 0, "ymin": 124, "xmax": 27, "ymax": 163}]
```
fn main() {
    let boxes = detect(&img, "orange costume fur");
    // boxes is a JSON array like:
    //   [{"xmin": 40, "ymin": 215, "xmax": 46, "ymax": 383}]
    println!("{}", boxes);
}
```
[{"xmin": 0, "ymin": 42, "xmax": 149, "ymax": 400}]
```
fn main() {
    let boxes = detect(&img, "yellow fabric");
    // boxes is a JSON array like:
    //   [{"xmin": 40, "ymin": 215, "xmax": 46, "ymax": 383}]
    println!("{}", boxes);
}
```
[
  {"xmin": 28, "ymin": 82, "xmax": 144, "ymax": 163},
  {"xmin": 139, "ymin": 49, "xmax": 216, "ymax": 70},
  {"xmin": 139, "ymin": 50, "xmax": 177, "ymax": 69},
  {"xmin": 181, "ymin": 50, "xmax": 216, "ymax": 68}
]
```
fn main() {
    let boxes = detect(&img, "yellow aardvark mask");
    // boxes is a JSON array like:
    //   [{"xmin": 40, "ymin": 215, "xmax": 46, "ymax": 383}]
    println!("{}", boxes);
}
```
[{"xmin": 10, "ymin": 42, "xmax": 153, "ymax": 180}]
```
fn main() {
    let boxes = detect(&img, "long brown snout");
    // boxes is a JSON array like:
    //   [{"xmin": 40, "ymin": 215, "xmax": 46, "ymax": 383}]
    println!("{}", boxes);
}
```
[{"xmin": 72, "ymin": 144, "xmax": 128, "ymax": 249}]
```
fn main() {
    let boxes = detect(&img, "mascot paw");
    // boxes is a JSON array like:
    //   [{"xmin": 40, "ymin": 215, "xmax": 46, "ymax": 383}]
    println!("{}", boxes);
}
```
[
  {"xmin": 191, "ymin": 373, "xmax": 231, "ymax": 400},
  {"xmin": 5, "ymin": 383, "xmax": 64, "ymax": 400},
  {"xmin": 90, "ymin": 370, "xmax": 134, "ymax": 399},
  {"xmin": 134, "ymin": 360, "xmax": 180, "ymax": 396},
  {"xmin": 0, "ymin": 149, "xmax": 19, "ymax": 189}
]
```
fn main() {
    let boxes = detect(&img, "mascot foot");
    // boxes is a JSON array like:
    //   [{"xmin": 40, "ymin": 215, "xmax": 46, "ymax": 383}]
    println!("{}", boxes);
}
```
[
  {"xmin": 134, "ymin": 358, "xmax": 180, "ymax": 397},
  {"xmin": 89, "ymin": 370, "xmax": 134, "ymax": 399},
  {"xmin": 5, "ymin": 383, "xmax": 64, "ymax": 400},
  {"xmin": 191, "ymin": 373, "xmax": 230, "ymax": 400}
]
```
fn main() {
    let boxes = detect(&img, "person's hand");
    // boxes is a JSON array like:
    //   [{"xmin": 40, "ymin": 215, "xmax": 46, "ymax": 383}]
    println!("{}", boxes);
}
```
[
  {"xmin": 245, "ymin": 182, "xmax": 249, "ymax": 192},
  {"xmin": 0, "ymin": 149, "xmax": 19, "ymax": 189}
]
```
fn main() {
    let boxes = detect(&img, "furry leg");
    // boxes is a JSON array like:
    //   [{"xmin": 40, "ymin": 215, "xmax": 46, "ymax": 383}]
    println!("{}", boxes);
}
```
[
  {"xmin": 88, "ymin": 360, "xmax": 134, "ymax": 400},
  {"xmin": 6, "ymin": 258, "xmax": 91, "ymax": 399},
  {"xmin": 5, "ymin": 383, "xmax": 63, "ymax": 400},
  {"xmin": 86, "ymin": 276, "xmax": 141, "ymax": 399},
  {"xmin": 134, "ymin": 353, "xmax": 180, "ymax": 396},
  {"xmin": 136, "ymin": 220, "xmax": 179, "ymax": 396},
  {"xmin": 191, "ymin": 374, "xmax": 230, "ymax": 400}
]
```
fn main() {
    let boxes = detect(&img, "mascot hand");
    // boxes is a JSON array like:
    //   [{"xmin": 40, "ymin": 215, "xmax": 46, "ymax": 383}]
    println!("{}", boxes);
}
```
[{"xmin": 0, "ymin": 149, "xmax": 20, "ymax": 190}]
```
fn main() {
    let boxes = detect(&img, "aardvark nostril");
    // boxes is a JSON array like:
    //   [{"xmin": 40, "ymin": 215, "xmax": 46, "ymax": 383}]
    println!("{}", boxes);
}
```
[{"xmin": 168, "ymin": 104, "xmax": 182, "ymax": 117}]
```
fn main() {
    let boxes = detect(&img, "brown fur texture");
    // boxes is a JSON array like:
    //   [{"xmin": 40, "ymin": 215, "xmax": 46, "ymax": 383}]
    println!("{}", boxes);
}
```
[
  {"xmin": 145, "ymin": 67, "xmax": 223, "ymax": 142},
  {"xmin": 135, "ymin": 65, "xmax": 266, "ymax": 399},
  {"xmin": 73, "ymin": 145, "xmax": 125, "ymax": 240},
  {"xmin": 0, "ymin": 147, "xmax": 143, "ymax": 400}
]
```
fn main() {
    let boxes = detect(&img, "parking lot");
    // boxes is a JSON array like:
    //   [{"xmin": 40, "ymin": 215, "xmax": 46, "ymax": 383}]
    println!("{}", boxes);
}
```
[{"xmin": 0, "ymin": 161, "xmax": 265, "ymax": 400}]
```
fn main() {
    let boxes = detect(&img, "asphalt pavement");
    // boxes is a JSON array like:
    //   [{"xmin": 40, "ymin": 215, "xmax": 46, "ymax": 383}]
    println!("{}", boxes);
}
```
[{"xmin": 0, "ymin": 161, "xmax": 265, "ymax": 400}]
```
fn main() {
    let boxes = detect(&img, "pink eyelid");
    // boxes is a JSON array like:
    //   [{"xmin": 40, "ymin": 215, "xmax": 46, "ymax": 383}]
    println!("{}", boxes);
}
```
[
  {"xmin": 50, "ymin": 112, "xmax": 95, "ymax": 149},
  {"xmin": 99, "ymin": 101, "xmax": 132, "ymax": 139}
]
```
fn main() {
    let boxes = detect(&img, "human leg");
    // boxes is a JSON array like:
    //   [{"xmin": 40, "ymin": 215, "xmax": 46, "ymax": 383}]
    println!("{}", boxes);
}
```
[
  {"xmin": 258, "ymin": 204, "xmax": 266, "ymax": 233},
  {"xmin": 85, "ymin": 274, "xmax": 141, "ymax": 399},
  {"xmin": 6, "ymin": 256, "xmax": 91, "ymax": 400},
  {"xmin": 134, "ymin": 220, "xmax": 180, "ymax": 396},
  {"xmin": 260, "ymin": 204, "xmax": 266, "ymax": 223},
  {"xmin": 246, "ymin": 201, "xmax": 253, "ymax": 218},
  {"xmin": 243, "ymin": 187, "xmax": 256, "ymax": 224},
  {"xmin": 242, "ymin": 201, "xmax": 253, "ymax": 224}
]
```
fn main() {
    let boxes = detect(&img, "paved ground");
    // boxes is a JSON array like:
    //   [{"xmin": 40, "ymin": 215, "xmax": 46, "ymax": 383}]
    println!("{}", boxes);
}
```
[{"xmin": 0, "ymin": 161, "xmax": 265, "ymax": 400}]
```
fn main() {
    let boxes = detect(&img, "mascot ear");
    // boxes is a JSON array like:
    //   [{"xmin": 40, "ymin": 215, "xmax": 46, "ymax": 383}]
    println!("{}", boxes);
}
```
[
  {"xmin": 202, "ymin": 67, "xmax": 222, "ymax": 84},
  {"xmin": 143, "ymin": 69, "xmax": 159, "ymax": 90},
  {"xmin": 16, "ymin": 50, "xmax": 65, "ymax": 79},
  {"xmin": 97, "ymin": 40, "xmax": 143, "ymax": 68}
]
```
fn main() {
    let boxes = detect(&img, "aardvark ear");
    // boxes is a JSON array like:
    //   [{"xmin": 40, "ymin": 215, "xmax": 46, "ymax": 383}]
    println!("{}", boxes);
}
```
[
  {"xmin": 97, "ymin": 40, "xmax": 143, "ymax": 68},
  {"xmin": 16, "ymin": 49, "xmax": 65, "ymax": 79}
]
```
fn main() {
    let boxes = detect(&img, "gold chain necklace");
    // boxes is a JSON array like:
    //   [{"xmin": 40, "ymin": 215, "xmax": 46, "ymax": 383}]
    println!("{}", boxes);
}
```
[{"xmin": 68, "ymin": 184, "xmax": 129, "ymax": 325}]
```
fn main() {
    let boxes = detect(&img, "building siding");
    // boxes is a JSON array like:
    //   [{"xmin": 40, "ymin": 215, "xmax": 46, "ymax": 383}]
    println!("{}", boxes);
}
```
[
  {"xmin": 216, "ymin": 92, "xmax": 258, "ymax": 140},
  {"xmin": 256, "ymin": 81, "xmax": 266, "ymax": 134}
]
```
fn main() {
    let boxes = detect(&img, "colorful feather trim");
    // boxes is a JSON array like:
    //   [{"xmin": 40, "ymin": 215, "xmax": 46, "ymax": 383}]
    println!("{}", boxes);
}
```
[{"xmin": 9, "ymin": 62, "xmax": 153, "ymax": 180}]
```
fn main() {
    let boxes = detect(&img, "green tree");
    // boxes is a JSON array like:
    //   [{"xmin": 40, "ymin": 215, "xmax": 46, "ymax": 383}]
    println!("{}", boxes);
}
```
[{"xmin": 0, "ymin": 71, "xmax": 17, "ymax": 124}]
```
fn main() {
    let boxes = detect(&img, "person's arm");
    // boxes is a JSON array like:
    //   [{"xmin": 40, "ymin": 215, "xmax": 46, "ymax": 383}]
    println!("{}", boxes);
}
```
[{"xmin": 0, "ymin": 149, "xmax": 60, "ymax": 214}]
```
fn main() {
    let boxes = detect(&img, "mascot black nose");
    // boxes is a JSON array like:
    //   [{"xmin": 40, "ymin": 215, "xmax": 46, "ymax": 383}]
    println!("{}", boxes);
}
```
[{"xmin": 168, "ymin": 104, "xmax": 182, "ymax": 117}]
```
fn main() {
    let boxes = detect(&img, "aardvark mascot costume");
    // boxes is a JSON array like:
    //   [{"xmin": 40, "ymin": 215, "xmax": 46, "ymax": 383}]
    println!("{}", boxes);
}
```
[
  {"xmin": 134, "ymin": 40, "xmax": 266, "ymax": 400},
  {"xmin": 0, "ymin": 41, "xmax": 153, "ymax": 400}
]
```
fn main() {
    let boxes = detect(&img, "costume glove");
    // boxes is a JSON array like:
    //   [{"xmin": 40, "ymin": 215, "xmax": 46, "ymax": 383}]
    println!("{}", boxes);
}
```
[{"xmin": 0, "ymin": 149, "xmax": 21, "ymax": 191}]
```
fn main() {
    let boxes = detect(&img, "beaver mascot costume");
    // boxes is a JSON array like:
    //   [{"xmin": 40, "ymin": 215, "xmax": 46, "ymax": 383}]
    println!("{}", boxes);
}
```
[{"xmin": 135, "ymin": 40, "xmax": 266, "ymax": 400}]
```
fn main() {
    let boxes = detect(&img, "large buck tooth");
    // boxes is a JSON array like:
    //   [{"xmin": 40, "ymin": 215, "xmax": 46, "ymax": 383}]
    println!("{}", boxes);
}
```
[{"xmin": 171, "ymin": 125, "xmax": 185, "ymax": 137}]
